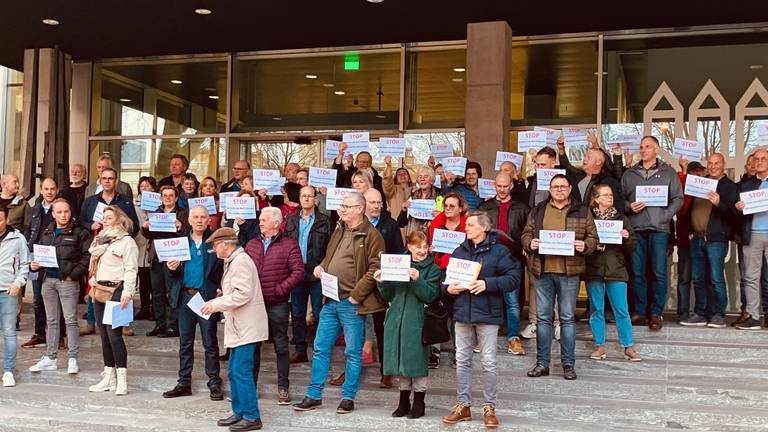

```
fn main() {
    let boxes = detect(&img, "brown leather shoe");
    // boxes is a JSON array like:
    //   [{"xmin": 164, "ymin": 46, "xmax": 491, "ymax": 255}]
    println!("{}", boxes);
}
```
[
  {"xmin": 630, "ymin": 314, "xmax": 647, "ymax": 326},
  {"xmin": 649, "ymin": 315, "xmax": 663, "ymax": 330},
  {"xmin": 329, "ymin": 372, "xmax": 345, "ymax": 386},
  {"xmin": 731, "ymin": 311, "xmax": 750, "ymax": 327},
  {"xmin": 290, "ymin": 352, "xmax": 309, "ymax": 364},
  {"xmin": 22, "ymin": 334, "xmax": 46, "ymax": 348},
  {"xmin": 442, "ymin": 403, "xmax": 471, "ymax": 424},
  {"xmin": 379, "ymin": 375, "xmax": 393, "ymax": 388},
  {"xmin": 58, "ymin": 338, "xmax": 67, "ymax": 350},
  {"xmin": 483, "ymin": 404, "xmax": 499, "ymax": 428}
]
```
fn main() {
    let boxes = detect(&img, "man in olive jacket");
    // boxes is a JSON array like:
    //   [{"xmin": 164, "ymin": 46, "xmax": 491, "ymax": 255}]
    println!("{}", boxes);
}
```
[{"xmin": 293, "ymin": 192, "xmax": 385, "ymax": 415}]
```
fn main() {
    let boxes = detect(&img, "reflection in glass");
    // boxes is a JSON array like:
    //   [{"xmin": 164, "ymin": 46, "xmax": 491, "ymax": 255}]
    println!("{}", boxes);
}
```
[{"xmin": 406, "ymin": 49, "xmax": 466, "ymax": 129}]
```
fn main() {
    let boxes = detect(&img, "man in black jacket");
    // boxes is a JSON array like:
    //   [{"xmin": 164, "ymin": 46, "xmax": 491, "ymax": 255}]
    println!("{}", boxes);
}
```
[
  {"xmin": 284, "ymin": 186, "xmax": 332, "ymax": 364},
  {"xmin": 220, "ymin": 160, "xmax": 251, "ymax": 193},
  {"xmin": 79, "ymin": 168, "xmax": 140, "ymax": 237},
  {"xmin": 331, "ymin": 143, "xmax": 386, "ymax": 209},
  {"xmin": 478, "ymin": 172, "xmax": 529, "ymax": 355},
  {"xmin": 557, "ymin": 137, "xmax": 626, "ymax": 213}
]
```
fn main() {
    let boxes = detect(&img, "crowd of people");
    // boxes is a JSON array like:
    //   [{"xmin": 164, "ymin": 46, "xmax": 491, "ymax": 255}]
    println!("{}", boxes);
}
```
[{"xmin": 0, "ymin": 133, "xmax": 762, "ymax": 430}]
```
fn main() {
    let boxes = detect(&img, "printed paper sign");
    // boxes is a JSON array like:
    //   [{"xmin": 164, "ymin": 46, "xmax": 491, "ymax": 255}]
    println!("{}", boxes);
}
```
[
  {"xmin": 478, "ymin": 178, "xmax": 496, "ymax": 199},
  {"xmin": 431, "ymin": 144, "xmax": 454, "ymax": 160},
  {"xmin": 378, "ymin": 137, "xmax": 406, "ymax": 158},
  {"xmin": 326, "ymin": 187, "xmax": 356, "ymax": 211},
  {"xmin": 154, "ymin": 237, "xmax": 192, "ymax": 262},
  {"xmin": 140, "ymin": 191, "xmax": 162, "ymax": 211},
  {"xmin": 343, "ymin": 131, "xmax": 371, "ymax": 154},
  {"xmin": 33, "ymin": 245, "xmax": 58, "ymax": 268},
  {"xmin": 186, "ymin": 292, "xmax": 211, "ymax": 320},
  {"xmin": 444, "ymin": 258, "xmax": 482, "ymax": 288},
  {"xmin": 539, "ymin": 230, "xmax": 576, "ymax": 256},
  {"xmin": 517, "ymin": 131, "xmax": 548, "ymax": 152},
  {"xmin": 635, "ymin": 185, "xmax": 669, "ymax": 207},
  {"xmin": 432, "ymin": 229, "xmax": 466, "ymax": 254},
  {"xmin": 225, "ymin": 196, "xmax": 257, "ymax": 219},
  {"xmin": 534, "ymin": 127, "xmax": 560, "ymax": 148},
  {"xmin": 103, "ymin": 301, "xmax": 133, "ymax": 329},
  {"xmin": 673, "ymin": 138, "xmax": 704, "ymax": 160},
  {"xmin": 442, "ymin": 157, "xmax": 467, "ymax": 176},
  {"xmin": 218, "ymin": 192, "xmax": 238, "ymax": 212},
  {"xmin": 407, "ymin": 199, "xmax": 436, "ymax": 220},
  {"xmin": 740, "ymin": 189, "xmax": 768, "ymax": 215},
  {"xmin": 93, "ymin": 202, "xmax": 108, "ymax": 222},
  {"xmin": 595, "ymin": 220, "xmax": 623, "ymax": 245},
  {"xmin": 253, "ymin": 169, "xmax": 283, "ymax": 195},
  {"xmin": 309, "ymin": 167, "xmax": 338, "ymax": 189},
  {"xmin": 321, "ymin": 272, "xmax": 340, "ymax": 301},
  {"xmin": 759, "ymin": 124, "xmax": 768, "ymax": 144},
  {"xmin": 148, "ymin": 212, "xmax": 178, "ymax": 233},
  {"xmin": 495, "ymin": 151, "xmax": 524, "ymax": 171},
  {"xmin": 187, "ymin": 196, "xmax": 217, "ymax": 215},
  {"xmin": 434, "ymin": 176, "xmax": 441, "ymax": 189},
  {"xmin": 380, "ymin": 254, "xmax": 411, "ymax": 282},
  {"xmin": 324, "ymin": 139, "xmax": 342, "ymax": 161},
  {"xmin": 536, "ymin": 168, "xmax": 567, "ymax": 190},
  {"xmin": 684, "ymin": 175, "xmax": 718, "ymax": 199},
  {"xmin": 563, "ymin": 128, "xmax": 589, "ymax": 148},
  {"xmin": 607, "ymin": 135, "xmax": 641, "ymax": 153}
]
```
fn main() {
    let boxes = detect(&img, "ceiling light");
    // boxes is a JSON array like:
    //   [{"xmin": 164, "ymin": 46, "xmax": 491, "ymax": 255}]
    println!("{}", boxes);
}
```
[
  {"xmin": 119, "ymin": 98, "xmax": 132, "ymax": 103},
  {"xmin": 170, "ymin": 79, "xmax": 183, "ymax": 85},
  {"xmin": 322, "ymin": 83, "xmax": 335, "ymax": 88},
  {"xmin": 208, "ymin": 95, "xmax": 220, "ymax": 100},
  {"xmin": 750, "ymin": 64, "xmax": 764, "ymax": 70},
  {"xmin": 334, "ymin": 91, "xmax": 345, "ymax": 95},
  {"xmin": 451, "ymin": 78, "xmax": 464, "ymax": 83},
  {"xmin": 453, "ymin": 67, "xmax": 466, "ymax": 73},
  {"xmin": 305, "ymin": 74, "xmax": 318, "ymax": 79},
  {"xmin": 272, "ymin": 116, "xmax": 282, "ymax": 121},
  {"xmin": 375, "ymin": 114, "xmax": 386, "ymax": 119},
  {"xmin": 42, "ymin": 18, "xmax": 59, "ymax": 26},
  {"xmin": 194, "ymin": 8, "xmax": 212, "ymax": 15},
  {"xmin": 366, "ymin": 0, "xmax": 385, "ymax": 3}
]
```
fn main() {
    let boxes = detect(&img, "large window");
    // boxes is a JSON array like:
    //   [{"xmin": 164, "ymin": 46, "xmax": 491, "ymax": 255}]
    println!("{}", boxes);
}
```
[
  {"xmin": 1, "ymin": 68, "xmax": 23, "ymax": 174},
  {"xmin": 405, "ymin": 49, "xmax": 466, "ymax": 129}
]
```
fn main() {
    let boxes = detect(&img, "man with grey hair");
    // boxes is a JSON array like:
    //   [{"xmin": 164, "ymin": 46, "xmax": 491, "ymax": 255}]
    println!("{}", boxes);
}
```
[
  {"xmin": 294, "ymin": 191, "xmax": 385, "ymax": 415},
  {"xmin": 85, "ymin": 155, "xmax": 133, "ymax": 199},
  {"xmin": 244, "ymin": 205, "xmax": 304, "ymax": 405},
  {"xmin": 61, "ymin": 163, "xmax": 88, "ymax": 222},
  {"xmin": 0, "ymin": 174, "xmax": 30, "ymax": 232}
]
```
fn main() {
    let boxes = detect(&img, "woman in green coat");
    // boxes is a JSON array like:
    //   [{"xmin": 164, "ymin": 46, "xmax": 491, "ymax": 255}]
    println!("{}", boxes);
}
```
[{"xmin": 374, "ymin": 230, "xmax": 440, "ymax": 419}]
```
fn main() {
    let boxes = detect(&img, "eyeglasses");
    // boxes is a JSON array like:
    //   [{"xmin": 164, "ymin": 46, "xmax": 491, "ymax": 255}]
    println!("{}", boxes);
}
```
[
  {"xmin": 101, "ymin": 177, "xmax": 116, "ymax": 181},
  {"xmin": 340, "ymin": 204, "xmax": 362, "ymax": 210},
  {"xmin": 300, "ymin": 195, "xmax": 315, "ymax": 199},
  {"xmin": 550, "ymin": 185, "xmax": 570, "ymax": 190},
  {"xmin": 367, "ymin": 201, "xmax": 382, "ymax": 206}
]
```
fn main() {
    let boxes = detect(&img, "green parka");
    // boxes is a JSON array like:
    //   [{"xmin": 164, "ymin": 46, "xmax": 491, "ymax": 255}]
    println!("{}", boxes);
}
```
[{"xmin": 379, "ymin": 255, "xmax": 441, "ymax": 378}]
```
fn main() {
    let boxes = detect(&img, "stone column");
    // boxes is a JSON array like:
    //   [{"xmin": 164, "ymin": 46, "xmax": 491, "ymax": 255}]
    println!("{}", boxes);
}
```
[{"xmin": 464, "ymin": 21, "xmax": 512, "ymax": 172}]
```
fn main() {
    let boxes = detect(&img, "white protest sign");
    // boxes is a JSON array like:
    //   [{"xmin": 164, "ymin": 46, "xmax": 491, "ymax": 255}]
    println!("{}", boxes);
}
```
[
  {"xmin": 478, "ymin": 179, "xmax": 496, "ymax": 199},
  {"xmin": 595, "ymin": 219, "xmax": 623, "ymax": 245},
  {"xmin": 684, "ymin": 175, "xmax": 718, "ymax": 199},
  {"xmin": 378, "ymin": 137, "xmax": 406, "ymax": 158},
  {"xmin": 225, "ymin": 196, "xmax": 257, "ymax": 219},
  {"xmin": 252, "ymin": 169, "xmax": 283, "ymax": 196},
  {"xmin": 495, "ymin": 151, "xmax": 524, "ymax": 171},
  {"xmin": 93, "ymin": 202, "xmax": 108, "ymax": 222},
  {"xmin": 308, "ymin": 167, "xmax": 338, "ymax": 189},
  {"xmin": 187, "ymin": 196, "xmax": 217, "ymax": 215},
  {"xmin": 148, "ymin": 212, "xmax": 177, "ymax": 233},
  {"xmin": 759, "ymin": 124, "xmax": 768, "ymax": 144},
  {"xmin": 635, "ymin": 185, "xmax": 669, "ymax": 207},
  {"xmin": 140, "ymin": 191, "xmax": 162, "ymax": 211},
  {"xmin": 444, "ymin": 258, "xmax": 481, "ymax": 288},
  {"xmin": 534, "ymin": 127, "xmax": 560, "ymax": 148},
  {"xmin": 539, "ymin": 230, "xmax": 576, "ymax": 256},
  {"xmin": 153, "ymin": 237, "xmax": 192, "ymax": 262},
  {"xmin": 434, "ymin": 176, "xmax": 441, "ymax": 189},
  {"xmin": 517, "ymin": 131, "xmax": 548, "ymax": 152},
  {"xmin": 740, "ymin": 189, "xmax": 768, "ymax": 215},
  {"xmin": 343, "ymin": 131, "xmax": 371, "ymax": 154},
  {"xmin": 563, "ymin": 128, "xmax": 589, "ymax": 148},
  {"xmin": 442, "ymin": 157, "xmax": 467, "ymax": 176},
  {"xmin": 218, "ymin": 192, "xmax": 238, "ymax": 212},
  {"xmin": 607, "ymin": 135, "xmax": 642, "ymax": 153},
  {"xmin": 324, "ymin": 139, "xmax": 342, "ymax": 161},
  {"xmin": 536, "ymin": 168, "xmax": 566, "ymax": 190},
  {"xmin": 325, "ymin": 187, "xmax": 356, "ymax": 211},
  {"xmin": 673, "ymin": 138, "xmax": 704, "ymax": 161},
  {"xmin": 187, "ymin": 292, "xmax": 211, "ymax": 320},
  {"xmin": 431, "ymin": 229, "xmax": 466, "ymax": 254},
  {"xmin": 407, "ymin": 199, "xmax": 436, "ymax": 220},
  {"xmin": 33, "ymin": 245, "xmax": 58, "ymax": 268},
  {"xmin": 380, "ymin": 254, "xmax": 411, "ymax": 282},
  {"xmin": 431, "ymin": 143, "xmax": 454, "ymax": 160},
  {"xmin": 320, "ymin": 272, "xmax": 340, "ymax": 301}
]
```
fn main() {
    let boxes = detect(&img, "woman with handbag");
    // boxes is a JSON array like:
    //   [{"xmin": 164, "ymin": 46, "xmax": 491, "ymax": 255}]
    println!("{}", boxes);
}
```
[
  {"xmin": 87, "ymin": 206, "xmax": 139, "ymax": 395},
  {"xmin": 373, "ymin": 231, "xmax": 440, "ymax": 419}
]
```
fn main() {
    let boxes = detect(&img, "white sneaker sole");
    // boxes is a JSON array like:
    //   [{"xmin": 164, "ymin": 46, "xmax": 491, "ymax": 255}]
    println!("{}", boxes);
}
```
[{"xmin": 679, "ymin": 322, "xmax": 707, "ymax": 327}]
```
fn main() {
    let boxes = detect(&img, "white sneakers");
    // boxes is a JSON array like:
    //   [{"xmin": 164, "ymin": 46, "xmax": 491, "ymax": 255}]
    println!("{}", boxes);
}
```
[
  {"xmin": 89, "ymin": 367, "xmax": 117, "ymax": 392},
  {"xmin": 68, "ymin": 358, "xmax": 79, "ymax": 375},
  {"xmin": 521, "ymin": 323, "xmax": 537, "ymax": 339},
  {"xmin": 29, "ymin": 356, "xmax": 57, "ymax": 372},
  {"xmin": 2, "ymin": 371, "xmax": 15, "ymax": 387}
]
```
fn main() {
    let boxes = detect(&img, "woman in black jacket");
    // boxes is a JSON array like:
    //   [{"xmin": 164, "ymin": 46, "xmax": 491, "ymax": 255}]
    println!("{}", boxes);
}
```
[{"xmin": 585, "ymin": 184, "xmax": 640, "ymax": 362}]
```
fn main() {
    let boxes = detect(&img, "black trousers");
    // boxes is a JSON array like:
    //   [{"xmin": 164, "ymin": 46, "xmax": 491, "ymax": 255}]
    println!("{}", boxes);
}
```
[
  {"xmin": 93, "ymin": 290, "xmax": 128, "ymax": 368},
  {"xmin": 177, "ymin": 290, "xmax": 221, "ymax": 388},
  {"xmin": 254, "ymin": 302, "xmax": 290, "ymax": 390}
]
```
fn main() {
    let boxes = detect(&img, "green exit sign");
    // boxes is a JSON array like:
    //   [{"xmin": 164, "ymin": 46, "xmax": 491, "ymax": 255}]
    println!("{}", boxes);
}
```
[{"xmin": 344, "ymin": 53, "xmax": 360, "ymax": 70}]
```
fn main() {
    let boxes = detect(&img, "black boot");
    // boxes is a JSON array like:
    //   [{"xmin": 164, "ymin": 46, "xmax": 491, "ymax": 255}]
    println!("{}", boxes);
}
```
[
  {"xmin": 391, "ymin": 390, "xmax": 411, "ymax": 417},
  {"xmin": 408, "ymin": 391, "xmax": 425, "ymax": 419}
]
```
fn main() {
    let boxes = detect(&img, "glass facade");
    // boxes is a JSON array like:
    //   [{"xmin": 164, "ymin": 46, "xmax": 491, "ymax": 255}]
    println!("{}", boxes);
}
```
[
  {"xmin": 1, "ymin": 68, "xmax": 23, "ymax": 174},
  {"xmin": 405, "ymin": 49, "xmax": 466, "ymax": 129}
]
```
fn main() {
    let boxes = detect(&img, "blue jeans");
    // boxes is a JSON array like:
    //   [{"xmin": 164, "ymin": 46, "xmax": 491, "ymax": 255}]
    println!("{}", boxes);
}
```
[
  {"xmin": 690, "ymin": 238, "xmax": 728, "ymax": 318},
  {"xmin": 306, "ymin": 298, "xmax": 365, "ymax": 401},
  {"xmin": 1, "ymin": 292, "xmax": 17, "ymax": 372},
  {"xmin": 631, "ymin": 231, "xmax": 670, "ymax": 317},
  {"xmin": 587, "ymin": 280, "xmax": 633, "ymax": 347},
  {"xmin": 503, "ymin": 289, "xmax": 521, "ymax": 340},
  {"xmin": 676, "ymin": 245, "xmax": 692, "ymax": 320},
  {"xmin": 229, "ymin": 342, "xmax": 261, "ymax": 421},
  {"xmin": 291, "ymin": 281, "xmax": 324, "ymax": 355},
  {"xmin": 533, "ymin": 274, "xmax": 579, "ymax": 367}
]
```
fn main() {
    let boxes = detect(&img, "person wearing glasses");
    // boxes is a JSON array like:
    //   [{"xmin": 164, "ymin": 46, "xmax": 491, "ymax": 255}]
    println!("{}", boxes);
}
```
[
  {"xmin": 399, "ymin": 166, "xmax": 443, "ymax": 237},
  {"xmin": 293, "ymin": 191, "xmax": 385, "ymax": 415},
  {"xmin": 221, "ymin": 160, "xmax": 252, "ymax": 193}
]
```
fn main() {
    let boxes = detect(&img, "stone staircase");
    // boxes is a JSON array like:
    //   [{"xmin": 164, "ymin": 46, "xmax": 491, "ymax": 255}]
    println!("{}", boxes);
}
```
[{"xmin": 2, "ymin": 305, "xmax": 768, "ymax": 431}]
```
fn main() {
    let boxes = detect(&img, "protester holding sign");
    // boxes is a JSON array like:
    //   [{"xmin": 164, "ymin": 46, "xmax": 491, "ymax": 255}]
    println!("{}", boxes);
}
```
[
  {"xmin": 80, "ymin": 168, "xmax": 140, "ymax": 237},
  {"xmin": 527, "ymin": 147, "xmax": 579, "ymax": 208},
  {"xmin": 428, "ymin": 192, "xmax": 468, "ymax": 270},
  {"xmin": 374, "ymin": 231, "xmax": 440, "ymax": 419},
  {"xmin": 198, "ymin": 177, "xmax": 222, "ymax": 230},
  {"xmin": 585, "ymin": 185, "xmax": 640, "ymax": 362},
  {"xmin": 444, "ymin": 161, "xmax": 482, "ymax": 210},
  {"xmin": 399, "ymin": 166, "xmax": 443, "ymax": 236},
  {"xmin": 382, "ymin": 155, "xmax": 412, "ymax": 235},
  {"xmin": 86, "ymin": 206, "xmax": 138, "ymax": 395},
  {"xmin": 522, "ymin": 174, "xmax": 598, "ymax": 381},
  {"xmin": 441, "ymin": 211, "xmax": 520, "ymax": 428},
  {"xmin": 132, "ymin": 176, "xmax": 158, "ymax": 321},
  {"xmin": 331, "ymin": 143, "xmax": 386, "ymax": 204}
]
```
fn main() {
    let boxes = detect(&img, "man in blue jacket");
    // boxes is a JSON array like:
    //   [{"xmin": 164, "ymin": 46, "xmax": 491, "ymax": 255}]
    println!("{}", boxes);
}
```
[
  {"xmin": 80, "ymin": 168, "xmax": 140, "ymax": 236},
  {"xmin": 441, "ymin": 211, "xmax": 521, "ymax": 428}
]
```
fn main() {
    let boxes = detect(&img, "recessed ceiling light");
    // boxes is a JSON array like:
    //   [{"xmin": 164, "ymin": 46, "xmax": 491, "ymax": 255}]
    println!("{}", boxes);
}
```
[
  {"xmin": 453, "ymin": 67, "xmax": 466, "ymax": 73},
  {"xmin": 170, "ymin": 79, "xmax": 183, "ymax": 85},
  {"xmin": 366, "ymin": 0, "xmax": 385, "ymax": 3},
  {"xmin": 334, "ymin": 91, "xmax": 345, "ymax": 95},
  {"xmin": 208, "ymin": 95, "xmax": 220, "ymax": 100},
  {"xmin": 451, "ymin": 78, "xmax": 464, "ymax": 83},
  {"xmin": 194, "ymin": 8, "xmax": 212, "ymax": 15},
  {"xmin": 750, "ymin": 64, "xmax": 764, "ymax": 70},
  {"xmin": 204, "ymin": 87, "xmax": 217, "ymax": 92},
  {"xmin": 272, "ymin": 116, "xmax": 283, "ymax": 121},
  {"xmin": 322, "ymin": 83, "xmax": 335, "ymax": 88},
  {"xmin": 375, "ymin": 114, "xmax": 386, "ymax": 119},
  {"xmin": 119, "ymin": 98, "xmax": 132, "ymax": 103},
  {"xmin": 42, "ymin": 18, "xmax": 59, "ymax": 26},
  {"xmin": 305, "ymin": 74, "xmax": 318, "ymax": 79}
]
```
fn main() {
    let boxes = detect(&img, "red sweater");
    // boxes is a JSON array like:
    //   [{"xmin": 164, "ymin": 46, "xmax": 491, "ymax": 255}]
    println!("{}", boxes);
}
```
[{"xmin": 428, "ymin": 212, "xmax": 468, "ymax": 269}]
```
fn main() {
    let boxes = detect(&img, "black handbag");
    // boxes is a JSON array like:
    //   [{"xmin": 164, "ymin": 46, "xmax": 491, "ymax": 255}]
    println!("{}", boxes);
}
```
[{"xmin": 422, "ymin": 298, "xmax": 451, "ymax": 345}]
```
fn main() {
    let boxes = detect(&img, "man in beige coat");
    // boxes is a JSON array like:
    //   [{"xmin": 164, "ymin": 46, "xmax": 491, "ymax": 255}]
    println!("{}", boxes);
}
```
[{"xmin": 201, "ymin": 228, "xmax": 267, "ymax": 432}]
